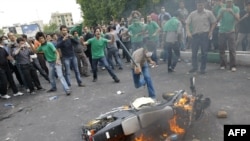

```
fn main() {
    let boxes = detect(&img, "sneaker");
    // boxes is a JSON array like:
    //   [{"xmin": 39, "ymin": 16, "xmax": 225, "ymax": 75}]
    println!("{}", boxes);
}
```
[
  {"xmin": 101, "ymin": 67, "xmax": 105, "ymax": 70},
  {"xmin": 114, "ymin": 77, "xmax": 120, "ymax": 83},
  {"xmin": 13, "ymin": 92, "xmax": 24, "ymax": 96},
  {"xmin": 231, "ymin": 67, "xmax": 237, "ymax": 72},
  {"xmin": 47, "ymin": 89, "xmax": 57, "ymax": 93},
  {"xmin": 188, "ymin": 69, "xmax": 197, "ymax": 73},
  {"xmin": 92, "ymin": 78, "xmax": 97, "ymax": 82},
  {"xmin": 168, "ymin": 68, "xmax": 175, "ymax": 73},
  {"xmin": 66, "ymin": 90, "xmax": 71, "ymax": 96},
  {"xmin": 78, "ymin": 84, "xmax": 86, "ymax": 87},
  {"xmin": 220, "ymin": 66, "xmax": 225, "ymax": 70},
  {"xmin": 37, "ymin": 87, "xmax": 46, "ymax": 91},
  {"xmin": 1, "ymin": 94, "xmax": 11, "ymax": 99},
  {"xmin": 82, "ymin": 74, "xmax": 90, "ymax": 77},
  {"xmin": 200, "ymin": 70, "xmax": 206, "ymax": 74},
  {"xmin": 30, "ymin": 91, "xmax": 36, "ymax": 95},
  {"xmin": 26, "ymin": 89, "xmax": 30, "ymax": 93}
]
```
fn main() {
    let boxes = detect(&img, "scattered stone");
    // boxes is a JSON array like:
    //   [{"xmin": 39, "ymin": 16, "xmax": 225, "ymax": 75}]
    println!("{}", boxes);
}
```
[
  {"xmin": 217, "ymin": 110, "xmax": 227, "ymax": 118},
  {"xmin": 192, "ymin": 139, "xmax": 200, "ymax": 141},
  {"xmin": 5, "ymin": 138, "xmax": 10, "ymax": 141},
  {"xmin": 74, "ymin": 97, "xmax": 79, "ymax": 100}
]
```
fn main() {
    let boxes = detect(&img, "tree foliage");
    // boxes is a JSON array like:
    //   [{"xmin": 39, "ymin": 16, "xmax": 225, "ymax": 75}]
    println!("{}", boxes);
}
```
[
  {"xmin": 43, "ymin": 23, "xmax": 59, "ymax": 34},
  {"xmin": 76, "ymin": 0, "xmax": 186, "ymax": 26}
]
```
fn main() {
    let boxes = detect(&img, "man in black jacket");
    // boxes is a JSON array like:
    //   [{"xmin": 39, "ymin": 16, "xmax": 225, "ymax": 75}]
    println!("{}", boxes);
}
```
[{"xmin": 57, "ymin": 25, "xmax": 85, "ymax": 87}]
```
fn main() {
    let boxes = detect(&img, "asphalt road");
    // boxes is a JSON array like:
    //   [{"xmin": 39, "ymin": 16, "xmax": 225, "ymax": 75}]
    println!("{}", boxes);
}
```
[{"xmin": 0, "ymin": 58, "xmax": 250, "ymax": 141}]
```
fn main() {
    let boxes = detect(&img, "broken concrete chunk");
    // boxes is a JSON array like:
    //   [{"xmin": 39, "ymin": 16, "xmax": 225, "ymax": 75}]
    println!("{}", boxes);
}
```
[{"xmin": 217, "ymin": 110, "xmax": 227, "ymax": 118}]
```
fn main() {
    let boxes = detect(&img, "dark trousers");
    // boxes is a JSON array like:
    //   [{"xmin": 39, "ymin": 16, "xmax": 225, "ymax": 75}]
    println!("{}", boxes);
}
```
[
  {"xmin": 20, "ymin": 64, "xmax": 41, "ymax": 92},
  {"xmin": 92, "ymin": 57, "xmax": 117, "ymax": 80},
  {"xmin": 121, "ymin": 41, "xmax": 131, "ymax": 62},
  {"xmin": 0, "ymin": 68, "xmax": 8, "ymax": 96},
  {"xmin": 8, "ymin": 62, "xmax": 23, "ymax": 85},
  {"xmin": 75, "ymin": 52, "xmax": 89, "ymax": 76},
  {"xmin": 219, "ymin": 32, "xmax": 236, "ymax": 68},
  {"xmin": 37, "ymin": 53, "xmax": 49, "ymax": 75},
  {"xmin": 167, "ymin": 42, "xmax": 180, "ymax": 69},
  {"xmin": 191, "ymin": 32, "xmax": 209, "ymax": 71},
  {"xmin": 32, "ymin": 58, "xmax": 49, "ymax": 82}
]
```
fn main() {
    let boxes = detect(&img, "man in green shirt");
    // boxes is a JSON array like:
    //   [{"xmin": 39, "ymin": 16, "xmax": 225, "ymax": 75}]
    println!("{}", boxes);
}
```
[
  {"xmin": 83, "ymin": 27, "xmax": 120, "ymax": 83},
  {"xmin": 217, "ymin": 0, "xmax": 240, "ymax": 72},
  {"xmin": 128, "ymin": 11, "xmax": 145, "ymax": 52},
  {"xmin": 145, "ymin": 15, "xmax": 161, "ymax": 66},
  {"xmin": 35, "ymin": 32, "xmax": 71, "ymax": 95}
]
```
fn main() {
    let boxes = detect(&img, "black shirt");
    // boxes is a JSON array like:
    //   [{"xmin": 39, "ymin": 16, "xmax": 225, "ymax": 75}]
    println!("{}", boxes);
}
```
[
  {"xmin": 0, "ymin": 47, "xmax": 9, "ymax": 68},
  {"xmin": 57, "ymin": 36, "xmax": 79, "ymax": 58},
  {"xmin": 238, "ymin": 15, "xmax": 250, "ymax": 33}
]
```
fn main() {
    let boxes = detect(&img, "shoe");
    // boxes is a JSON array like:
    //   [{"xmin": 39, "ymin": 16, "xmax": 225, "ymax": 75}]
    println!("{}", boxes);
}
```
[
  {"xmin": 83, "ymin": 74, "xmax": 90, "ymax": 77},
  {"xmin": 1, "ymin": 94, "xmax": 11, "ymax": 99},
  {"xmin": 30, "ymin": 91, "xmax": 36, "ymax": 95},
  {"xmin": 92, "ymin": 78, "xmax": 97, "ymax": 82},
  {"xmin": 231, "ymin": 67, "xmax": 237, "ymax": 72},
  {"xmin": 47, "ymin": 89, "xmax": 57, "ymax": 93},
  {"xmin": 168, "ymin": 68, "xmax": 175, "ymax": 73},
  {"xmin": 114, "ymin": 77, "xmax": 120, "ymax": 83},
  {"xmin": 220, "ymin": 66, "xmax": 225, "ymax": 70},
  {"xmin": 78, "ymin": 84, "xmax": 86, "ymax": 87},
  {"xmin": 200, "ymin": 70, "xmax": 206, "ymax": 74},
  {"xmin": 37, "ymin": 87, "xmax": 46, "ymax": 91},
  {"xmin": 26, "ymin": 89, "xmax": 30, "ymax": 93},
  {"xmin": 101, "ymin": 67, "xmax": 105, "ymax": 70},
  {"xmin": 66, "ymin": 90, "xmax": 71, "ymax": 96},
  {"xmin": 118, "ymin": 67, "xmax": 123, "ymax": 70},
  {"xmin": 188, "ymin": 69, "xmax": 197, "ymax": 73},
  {"xmin": 13, "ymin": 92, "xmax": 24, "ymax": 96}
]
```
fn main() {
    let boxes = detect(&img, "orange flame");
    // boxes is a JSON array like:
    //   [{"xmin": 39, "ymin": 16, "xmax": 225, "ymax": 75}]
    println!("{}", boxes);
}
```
[
  {"xmin": 174, "ymin": 93, "xmax": 194, "ymax": 111},
  {"xmin": 168, "ymin": 115, "xmax": 185, "ymax": 134},
  {"xmin": 133, "ymin": 134, "xmax": 154, "ymax": 141}
]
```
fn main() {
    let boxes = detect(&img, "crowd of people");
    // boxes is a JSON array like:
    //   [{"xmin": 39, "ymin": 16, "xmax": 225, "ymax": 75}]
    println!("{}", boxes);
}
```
[{"xmin": 0, "ymin": 0, "xmax": 249, "ymax": 100}]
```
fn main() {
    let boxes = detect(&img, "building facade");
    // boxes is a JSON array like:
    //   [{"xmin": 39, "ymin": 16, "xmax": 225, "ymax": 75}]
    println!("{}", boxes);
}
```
[{"xmin": 50, "ymin": 12, "xmax": 74, "ymax": 27}]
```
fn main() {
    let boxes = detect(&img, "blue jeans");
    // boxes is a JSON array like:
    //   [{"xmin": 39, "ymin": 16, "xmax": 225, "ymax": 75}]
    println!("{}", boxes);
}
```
[
  {"xmin": 191, "ymin": 32, "xmax": 209, "ymax": 71},
  {"xmin": 49, "ymin": 62, "xmax": 70, "ymax": 92},
  {"xmin": 131, "ymin": 63, "xmax": 156, "ymax": 98},
  {"xmin": 107, "ymin": 47, "xmax": 123, "ymax": 69},
  {"xmin": 62, "ymin": 56, "xmax": 82, "ymax": 86},
  {"xmin": 92, "ymin": 57, "xmax": 118, "ymax": 80}
]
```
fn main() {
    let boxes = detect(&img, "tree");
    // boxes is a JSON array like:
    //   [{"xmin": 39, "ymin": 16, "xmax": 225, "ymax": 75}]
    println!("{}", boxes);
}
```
[
  {"xmin": 77, "ymin": 0, "xmax": 127, "ymax": 26},
  {"xmin": 76, "ymin": 0, "xmax": 172, "ymax": 26},
  {"xmin": 43, "ymin": 23, "xmax": 59, "ymax": 34}
]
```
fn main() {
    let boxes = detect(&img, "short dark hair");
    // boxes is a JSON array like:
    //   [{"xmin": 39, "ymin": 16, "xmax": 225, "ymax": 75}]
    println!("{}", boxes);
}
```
[
  {"xmin": 60, "ymin": 25, "xmax": 67, "ymax": 31},
  {"xmin": 0, "ymin": 35, "xmax": 8, "ymax": 42},
  {"xmin": 94, "ymin": 27, "xmax": 101, "ymax": 34},
  {"xmin": 16, "ymin": 37, "xmax": 25, "ymax": 43},
  {"xmin": 21, "ymin": 34, "xmax": 28, "ymax": 39},
  {"xmin": 35, "ymin": 32, "xmax": 46, "ymax": 40}
]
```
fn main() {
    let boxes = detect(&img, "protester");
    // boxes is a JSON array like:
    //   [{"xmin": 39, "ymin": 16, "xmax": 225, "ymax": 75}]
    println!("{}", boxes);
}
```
[
  {"xmin": 83, "ymin": 27, "xmax": 120, "ymax": 83},
  {"xmin": 35, "ymin": 32, "xmax": 72, "ymax": 95},
  {"xmin": 217, "ymin": 0, "xmax": 240, "ymax": 72},
  {"xmin": 13, "ymin": 37, "xmax": 44, "ymax": 94},
  {"xmin": 0, "ymin": 36, "xmax": 23, "ymax": 99},
  {"xmin": 186, "ymin": 0, "xmax": 217, "ymax": 74},
  {"xmin": 162, "ymin": 11, "xmax": 183, "ymax": 73},
  {"xmin": 131, "ymin": 44, "xmax": 156, "ymax": 99},
  {"xmin": 57, "ymin": 25, "xmax": 85, "ymax": 87}
]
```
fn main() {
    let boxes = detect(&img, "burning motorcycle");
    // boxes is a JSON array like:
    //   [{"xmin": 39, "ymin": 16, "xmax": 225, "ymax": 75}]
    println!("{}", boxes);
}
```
[{"xmin": 82, "ymin": 77, "xmax": 211, "ymax": 141}]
